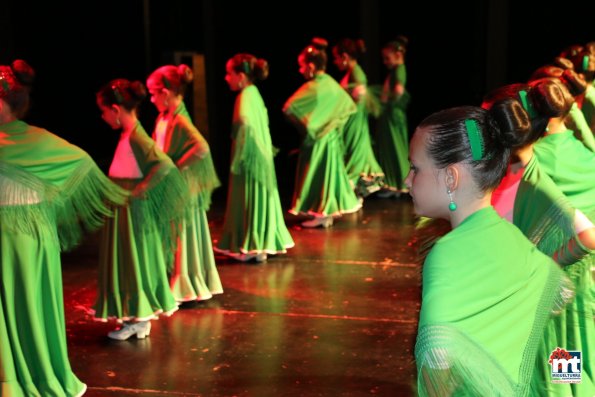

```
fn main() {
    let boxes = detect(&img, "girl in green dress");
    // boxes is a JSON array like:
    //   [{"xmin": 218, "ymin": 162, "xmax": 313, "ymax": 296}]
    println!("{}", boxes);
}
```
[
  {"xmin": 486, "ymin": 80, "xmax": 595, "ymax": 397},
  {"xmin": 530, "ymin": 63, "xmax": 595, "ymax": 152},
  {"xmin": 0, "ymin": 60, "xmax": 128, "ymax": 396},
  {"xmin": 331, "ymin": 38, "xmax": 384, "ymax": 198},
  {"xmin": 529, "ymin": 78, "xmax": 595, "ymax": 220},
  {"xmin": 283, "ymin": 38, "xmax": 361, "ymax": 228},
  {"xmin": 375, "ymin": 37, "xmax": 411, "ymax": 198},
  {"xmin": 569, "ymin": 50, "xmax": 595, "ymax": 134},
  {"xmin": 147, "ymin": 64, "xmax": 223, "ymax": 302},
  {"xmin": 408, "ymin": 104, "xmax": 572, "ymax": 396},
  {"xmin": 93, "ymin": 79, "xmax": 187, "ymax": 340},
  {"xmin": 215, "ymin": 53, "xmax": 294, "ymax": 262}
]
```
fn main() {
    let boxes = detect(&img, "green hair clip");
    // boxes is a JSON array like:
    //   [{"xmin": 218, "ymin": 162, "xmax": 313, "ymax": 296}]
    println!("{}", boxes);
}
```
[
  {"xmin": 242, "ymin": 60, "xmax": 251, "ymax": 74},
  {"xmin": 583, "ymin": 55, "xmax": 589, "ymax": 72},
  {"xmin": 161, "ymin": 75, "xmax": 171, "ymax": 89},
  {"xmin": 465, "ymin": 119, "xmax": 484, "ymax": 161},
  {"xmin": 111, "ymin": 84, "xmax": 124, "ymax": 104},
  {"xmin": 518, "ymin": 90, "xmax": 536, "ymax": 118}
]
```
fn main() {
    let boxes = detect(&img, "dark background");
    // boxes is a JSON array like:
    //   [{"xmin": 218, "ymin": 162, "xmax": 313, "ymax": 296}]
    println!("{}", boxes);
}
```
[{"xmin": 3, "ymin": 0, "xmax": 594, "ymax": 203}]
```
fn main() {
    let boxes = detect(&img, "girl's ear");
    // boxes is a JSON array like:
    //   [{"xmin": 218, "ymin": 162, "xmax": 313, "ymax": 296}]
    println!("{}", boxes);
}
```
[
  {"xmin": 444, "ymin": 165, "xmax": 460, "ymax": 192},
  {"xmin": 111, "ymin": 104, "xmax": 122, "ymax": 117}
]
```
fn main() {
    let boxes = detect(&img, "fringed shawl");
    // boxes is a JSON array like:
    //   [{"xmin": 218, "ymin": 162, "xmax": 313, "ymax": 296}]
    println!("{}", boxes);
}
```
[{"xmin": 0, "ymin": 120, "xmax": 128, "ymax": 250}]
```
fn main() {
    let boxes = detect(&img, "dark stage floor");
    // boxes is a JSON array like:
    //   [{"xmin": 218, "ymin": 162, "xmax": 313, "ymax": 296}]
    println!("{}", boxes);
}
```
[{"xmin": 62, "ymin": 196, "xmax": 421, "ymax": 397}]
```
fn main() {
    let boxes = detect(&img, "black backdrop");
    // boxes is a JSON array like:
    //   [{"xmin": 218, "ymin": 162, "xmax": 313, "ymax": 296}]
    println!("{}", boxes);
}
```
[{"xmin": 3, "ymin": 0, "xmax": 594, "ymax": 203}]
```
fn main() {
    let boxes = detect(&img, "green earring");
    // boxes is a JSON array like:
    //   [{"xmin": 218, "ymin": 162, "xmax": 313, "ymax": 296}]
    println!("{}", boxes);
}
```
[{"xmin": 447, "ymin": 189, "xmax": 457, "ymax": 211}]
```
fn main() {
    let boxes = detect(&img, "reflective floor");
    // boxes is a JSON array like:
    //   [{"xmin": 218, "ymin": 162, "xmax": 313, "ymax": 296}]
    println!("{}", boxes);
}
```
[{"xmin": 62, "ymin": 196, "xmax": 421, "ymax": 396}]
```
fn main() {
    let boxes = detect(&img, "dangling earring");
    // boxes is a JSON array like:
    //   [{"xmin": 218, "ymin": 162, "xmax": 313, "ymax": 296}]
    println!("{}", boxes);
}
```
[
  {"xmin": 239, "ymin": 81, "xmax": 244, "ymax": 89},
  {"xmin": 342, "ymin": 60, "xmax": 347, "ymax": 67},
  {"xmin": 115, "ymin": 118, "xmax": 121, "ymax": 127},
  {"xmin": 447, "ymin": 189, "xmax": 457, "ymax": 211}
]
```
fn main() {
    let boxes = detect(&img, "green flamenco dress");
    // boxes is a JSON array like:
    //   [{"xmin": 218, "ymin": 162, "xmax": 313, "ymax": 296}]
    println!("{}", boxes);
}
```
[
  {"xmin": 153, "ymin": 102, "xmax": 223, "ymax": 302},
  {"xmin": 93, "ymin": 122, "xmax": 187, "ymax": 322},
  {"xmin": 339, "ymin": 64, "xmax": 384, "ymax": 194},
  {"xmin": 283, "ymin": 73, "xmax": 361, "ymax": 217},
  {"xmin": 494, "ymin": 155, "xmax": 595, "ymax": 396},
  {"xmin": 217, "ymin": 85, "xmax": 294, "ymax": 256},
  {"xmin": 0, "ymin": 120, "xmax": 128, "ymax": 396},
  {"xmin": 374, "ymin": 64, "xmax": 410, "ymax": 192},
  {"xmin": 415, "ymin": 207, "xmax": 572, "ymax": 397}
]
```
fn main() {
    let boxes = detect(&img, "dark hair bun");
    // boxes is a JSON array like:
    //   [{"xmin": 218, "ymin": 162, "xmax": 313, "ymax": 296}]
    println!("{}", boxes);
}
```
[
  {"xmin": 11, "ymin": 59, "xmax": 35, "ymax": 86},
  {"xmin": 130, "ymin": 81, "xmax": 148, "ymax": 100},
  {"xmin": 311, "ymin": 37, "xmax": 328, "ymax": 50}
]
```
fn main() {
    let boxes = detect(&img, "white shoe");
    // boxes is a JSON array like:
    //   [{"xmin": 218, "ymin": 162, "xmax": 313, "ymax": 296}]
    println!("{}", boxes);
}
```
[
  {"xmin": 108, "ymin": 321, "xmax": 152, "ymax": 340},
  {"xmin": 301, "ymin": 216, "xmax": 333, "ymax": 228},
  {"xmin": 366, "ymin": 184, "xmax": 381, "ymax": 194},
  {"xmin": 231, "ymin": 252, "xmax": 268, "ymax": 263},
  {"xmin": 254, "ymin": 253, "xmax": 268, "ymax": 262}
]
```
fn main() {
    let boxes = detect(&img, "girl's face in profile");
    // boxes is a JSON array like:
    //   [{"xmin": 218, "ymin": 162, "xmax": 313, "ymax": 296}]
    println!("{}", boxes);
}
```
[
  {"xmin": 332, "ymin": 48, "xmax": 348, "ymax": 72},
  {"xmin": 381, "ymin": 48, "xmax": 403, "ymax": 69},
  {"xmin": 224, "ymin": 60, "xmax": 243, "ymax": 92},
  {"xmin": 147, "ymin": 80, "xmax": 169, "ymax": 113},
  {"xmin": 405, "ymin": 127, "xmax": 449, "ymax": 219},
  {"xmin": 97, "ymin": 99, "xmax": 120, "ymax": 130},
  {"xmin": 298, "ymin": 54, "xmax": 314, "ymax": 80}
]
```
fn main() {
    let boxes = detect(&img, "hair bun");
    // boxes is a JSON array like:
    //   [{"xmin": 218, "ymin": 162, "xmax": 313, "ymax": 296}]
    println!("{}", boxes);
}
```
[
  {"xmin": 11, "ymin": 59, "xmax": 35, "ymax": 86},
  {"xmin": 311, "ymin": 37, "xmax": 328, "ymax": 50},
  {"xmin": 178, "ymin": 64, "xmax": 194, "ymax": 83}
]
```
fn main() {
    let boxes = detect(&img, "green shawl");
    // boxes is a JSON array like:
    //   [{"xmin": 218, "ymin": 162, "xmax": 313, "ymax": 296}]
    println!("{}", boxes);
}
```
[
  {"xmin": 152, "ymin": 102, "xmax": 220, "ymax": 210},
  {"xmin": 230, "ymin": 85, "xmax": 277, "ymax": 190},
  {"xmin": 385, "ymin": 64, "xmax": 410, "ymax": 109},
  {"xmin": 416, "ymin": 207, "xmax": 569, "ymax": 396},
  {"xmin": 567, "ymin": 102, "xmax": 595, "ymax": 152},
  {"xmin": 513, "ymin": 155, "xmax": 579, "ymax": 263},
  {"xmin": 283, "ymin": 73, "xmax": 356, "ymax": 142},
  {"xmin": 344, "ymin": 64, "xmax": 381, "ymax": 119},
  {"xmin": 533, "ymin": 130, "xmax": 595, "ymax": 218},
  {"xmin": 0, "ymin": 120, "xmax": 128, "ymax": 250},
  {"xmin": 121, "ymin": 121, "xmax": 189, "ymax": 248}
]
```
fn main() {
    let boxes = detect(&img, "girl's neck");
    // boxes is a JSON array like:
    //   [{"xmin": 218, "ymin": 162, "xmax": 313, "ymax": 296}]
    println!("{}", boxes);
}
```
[
  {"xmin": 0, "ymin": 102, "xmax": 17, "ymax": 124},
  {"xmin": 120, "ymin": 113, "xmax": 138, "ymax": 134},
  {"xmin": 514, "ymin": 144, "xmax": 533, "ymax": 167},
  {"xmin": 449, "ymin": 194, "xmax": 491, "ymax": 229},
  {"xmin": 545, "ymin": 118, "xmax": 567, "ymax": 135},
  {"xmin": 0, "ymin": 114, "xmax": 16, "ymax": 124},
  {"xmin": 167, "ymin": 96, "xmax": 183, "ymax": 114}
]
